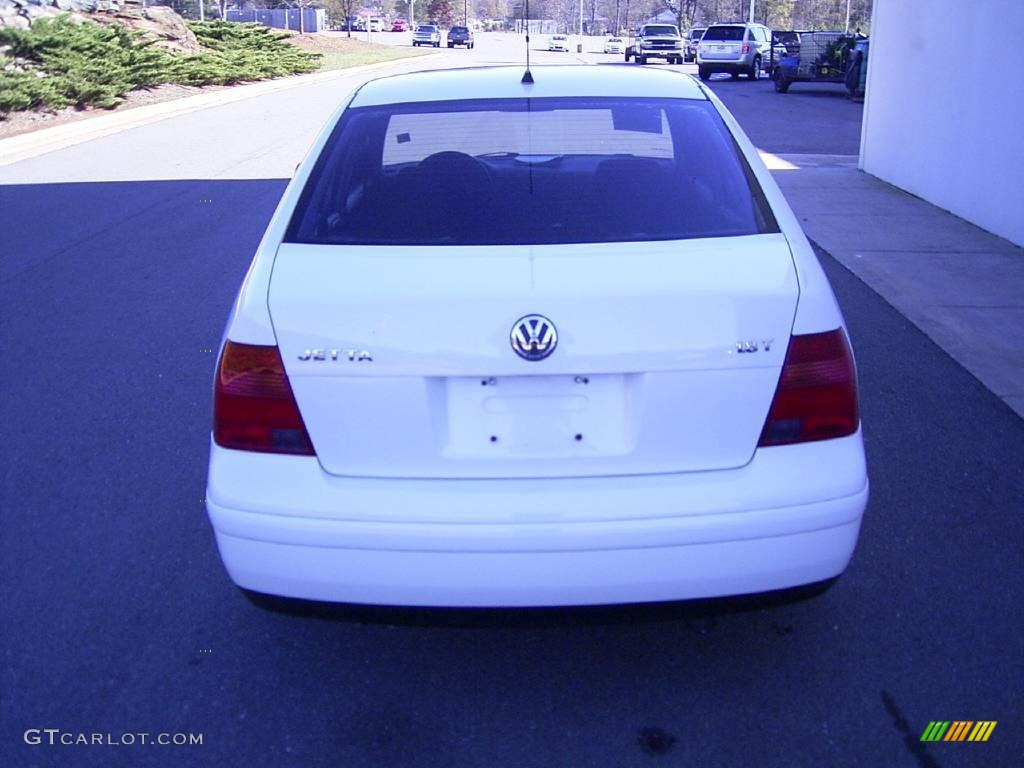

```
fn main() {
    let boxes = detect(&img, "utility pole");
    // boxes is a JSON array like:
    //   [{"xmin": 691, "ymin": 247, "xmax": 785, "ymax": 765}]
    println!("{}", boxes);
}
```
[
  {"xmin": 747, "ymin": 0, "xmax": 754, "ymax": 24},
  {"xmin": 845, "ymin": 0, "xmax": 852, "ymax": 32},
  {"xmin": 198, "ymin": 0, "xmax": 204, "ymax": 22}
]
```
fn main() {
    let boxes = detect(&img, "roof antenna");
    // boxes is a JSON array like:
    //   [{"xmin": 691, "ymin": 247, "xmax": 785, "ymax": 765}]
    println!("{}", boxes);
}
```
[{"xmin": 521, "ymin": 0, "xmax": 534, "ymax": 83}]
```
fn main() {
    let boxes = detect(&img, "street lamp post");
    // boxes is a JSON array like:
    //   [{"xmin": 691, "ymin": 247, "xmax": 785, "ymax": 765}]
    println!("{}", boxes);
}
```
[{"xmin": 578, "ymin": 0, "xmax": 583, "ymax": 49}]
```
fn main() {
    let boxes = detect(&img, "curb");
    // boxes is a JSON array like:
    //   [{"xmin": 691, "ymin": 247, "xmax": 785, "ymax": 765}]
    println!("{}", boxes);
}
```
[{"xmin": 0, "ymin": 54, "xmax": 437, "ymax": 169}]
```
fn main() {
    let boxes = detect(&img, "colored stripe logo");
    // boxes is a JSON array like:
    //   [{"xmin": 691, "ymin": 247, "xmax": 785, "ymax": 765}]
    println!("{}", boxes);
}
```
[{"xmin": 920, "ymin": 721, "xmax": 996, "ymax": 742}]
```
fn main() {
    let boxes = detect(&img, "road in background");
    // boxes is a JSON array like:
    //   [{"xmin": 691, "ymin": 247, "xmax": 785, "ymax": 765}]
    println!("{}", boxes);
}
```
[{"xmin": 2, "ymin": 32, "xmax": 1020, "ymax": 767}]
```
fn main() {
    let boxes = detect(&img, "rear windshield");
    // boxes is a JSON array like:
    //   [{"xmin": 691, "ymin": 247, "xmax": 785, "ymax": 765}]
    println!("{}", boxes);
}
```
[
  {"xmin": 416, "ymin": 25, "xmax": 435, "ymax": 32},
  {"xmin": 286, "ymin": 97, "xmax": 777, "ymax": 246},
  {"xmin": 450, "ymin": 26, "xmax": 467, "ymax": 33},
  {"xmin": 642, "ymin": 26, "xmax": 678, "ymax": 36},
  {"xmin": 703, "ymin": 26, "xmax": 745, "ymax": 41},
  {"xmin": 689, "ymin": 29, "xmax": 705, "ymax": 39}
]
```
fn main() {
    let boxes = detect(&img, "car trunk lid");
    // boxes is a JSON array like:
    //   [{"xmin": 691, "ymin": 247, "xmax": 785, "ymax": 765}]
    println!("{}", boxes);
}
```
[{"xmin": 269, "ymin": 235, "xmax": 798, "ymax": 479}]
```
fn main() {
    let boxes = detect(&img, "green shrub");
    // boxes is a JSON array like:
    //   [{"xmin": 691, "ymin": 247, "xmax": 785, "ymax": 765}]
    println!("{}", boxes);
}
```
[
  {"xmin": 0, "ymin": 17, "xmax": 169, "ymax": 111},
  {"xmin": 0, "ymin": 16, "xmax": 321, "ymax": 115},
  {"xmin": 171, "ymin": 22, "xmax": 321, "ymax": 86},
  {"xmin": 0, "ymin": 70, "xmax": 70, "ymax": 112}
]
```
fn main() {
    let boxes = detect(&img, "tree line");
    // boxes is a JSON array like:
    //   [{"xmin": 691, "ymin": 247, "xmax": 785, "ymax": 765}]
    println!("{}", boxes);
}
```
[{"xmin": 147, "ymin": 0, "xmax": 870, "ymax": 34}]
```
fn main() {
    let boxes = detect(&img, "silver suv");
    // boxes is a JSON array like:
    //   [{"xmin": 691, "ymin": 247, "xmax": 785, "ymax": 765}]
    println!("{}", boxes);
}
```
[
  {"xmin": 412, "ymin": 24, "xmax": 441, "ymax": 47},
  {"xmin": 697, "ymin": 22, "xmax": 773, "ymax": 80}
]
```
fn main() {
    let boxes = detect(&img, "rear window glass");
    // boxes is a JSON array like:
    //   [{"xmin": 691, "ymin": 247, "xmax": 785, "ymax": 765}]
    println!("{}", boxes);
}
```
[
  {"xmin": 450, "ymin": 26, "xmax": 467, "ymax": 33},
  {"xmin": 286, "ymin": 97, "xmax": 778, "ymax": 246},
  {"xmin": 416, "ymin": 25, "xmax": 435, "ymax": 32},
  {"xmin": 690, "ymin": 29, "xmax": 705, "ymax": 39},
  {"xmin": 703, "ymin": 26, "xmax": 745, "ymax": 41}
]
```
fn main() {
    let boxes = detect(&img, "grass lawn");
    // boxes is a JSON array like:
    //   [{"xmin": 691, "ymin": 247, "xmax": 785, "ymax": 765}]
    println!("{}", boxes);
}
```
[{"xmin": 282, "ymin": 33, "xmax": 436, "ymax": 71}]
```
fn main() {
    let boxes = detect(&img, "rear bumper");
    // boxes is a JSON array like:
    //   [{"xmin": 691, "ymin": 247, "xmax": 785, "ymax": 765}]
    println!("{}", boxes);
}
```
[
  {"xmin": 206, "ymin": 432, "xmax": 868, "ymax": 606},
  {"xmin": 698, "ymin": 58, "xmax": 755, "ymax": 71}
]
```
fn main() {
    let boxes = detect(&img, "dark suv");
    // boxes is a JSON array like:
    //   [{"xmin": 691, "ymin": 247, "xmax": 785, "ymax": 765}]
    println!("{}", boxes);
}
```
[{"xmin": 447, "ymin": 25, "xmax": 474, "ymax": 48}]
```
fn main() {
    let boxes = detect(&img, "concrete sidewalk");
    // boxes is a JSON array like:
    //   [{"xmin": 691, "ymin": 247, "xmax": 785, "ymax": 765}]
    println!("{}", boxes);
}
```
[{"xmin": 772, "ymin": 154, "xmax": 1024, "ymax": 419}]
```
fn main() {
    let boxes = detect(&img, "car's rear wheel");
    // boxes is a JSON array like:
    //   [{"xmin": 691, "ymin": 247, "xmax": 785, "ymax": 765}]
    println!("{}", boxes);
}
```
[
  {"xmin": 637, "ymin": 55, "xmax": 647, "ymax": 65},
  {"xmin": 624, "ymin": 51, "xmax": 631, "ymax": 62},
  {"xmin": 749, "ymin": 57, "xmax": 761, "ymax": 80},
  {"xmin": 698, "ymin": 66, "xmax": 711, "ymax": 80},
  {"xmin": 774, "ymin": 69, "xmax": 791, "ymax": 93}
]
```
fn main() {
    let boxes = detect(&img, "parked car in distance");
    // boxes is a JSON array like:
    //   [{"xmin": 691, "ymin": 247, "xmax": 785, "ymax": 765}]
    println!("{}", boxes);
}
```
[
  {"xmin": 684, "ymin": 27, "xmax": 705, "ymax": 61},
  {"xmin": 207, "ymin": 65, "xmax": 868, "ymax": 609},
  {"xmin": 625, "ymin": 24, "xmax": 683, "ymax": 65},
  {"xmin": 548, "ymin": 34, "xmax": 569, "ymax": 52},
  {"xmin": 412, "ymin": 24, "xmax": 441, "ymax": 47},
  {"xmin": 604, "ymin": 36, "xmax": 625, "ymax": 54},
  {"xmin": 391, "ymin": 18, "xmax": 409, "ymax": 32},
  {"xmin": 448, "ymin": 25, "xmax": 475, "ymax": 48},
  {"xmin": 369, "ymin": 17, "xmax": 383, "ymax": 32},
  {"xmin": 698, "ymin": 22, "xmax": 773, "ymax": 80}
]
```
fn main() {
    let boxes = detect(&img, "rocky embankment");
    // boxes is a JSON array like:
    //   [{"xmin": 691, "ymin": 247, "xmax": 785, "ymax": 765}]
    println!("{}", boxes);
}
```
[{"xmin": 0, "ymin": 0, "xmax": 201, "ymax": 52}]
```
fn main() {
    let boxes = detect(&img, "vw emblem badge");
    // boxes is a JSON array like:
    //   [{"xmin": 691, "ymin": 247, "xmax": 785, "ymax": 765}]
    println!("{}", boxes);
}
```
[{"xmin": 510, "ymin": 314, "xmax": 558, "ymax": 361}]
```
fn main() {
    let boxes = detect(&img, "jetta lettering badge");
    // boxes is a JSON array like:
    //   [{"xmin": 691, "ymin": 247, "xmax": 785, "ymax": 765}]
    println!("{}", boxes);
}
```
[{"xmin": 510, "ymin": 315, "xmax": 558, "ymax": 361}]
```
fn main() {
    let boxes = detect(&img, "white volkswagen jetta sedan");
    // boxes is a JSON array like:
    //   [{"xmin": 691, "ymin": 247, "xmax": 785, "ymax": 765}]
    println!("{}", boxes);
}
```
[{"xmin": 207, "ymin": 66, "xmax": 868, "ymax": 608}]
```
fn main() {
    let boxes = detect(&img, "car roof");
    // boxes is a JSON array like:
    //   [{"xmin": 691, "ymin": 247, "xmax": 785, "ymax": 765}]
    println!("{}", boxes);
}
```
[{"xmin": 349, "ymin": 66, "xmax": 707, "ymax": 107}]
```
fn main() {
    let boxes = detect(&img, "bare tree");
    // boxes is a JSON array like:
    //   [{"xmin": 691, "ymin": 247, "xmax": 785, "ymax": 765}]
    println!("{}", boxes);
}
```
[
  {"xmin": 323, "ymin": 0, "xmax": 360, "ymax": 35},
  {"xmin": 657, "ymin": 0, "xmax": 697, "ymax": 30}
]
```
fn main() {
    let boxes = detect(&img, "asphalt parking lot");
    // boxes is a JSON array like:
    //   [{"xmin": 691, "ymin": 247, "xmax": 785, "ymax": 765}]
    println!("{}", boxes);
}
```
[{"xmin": 1, "ymin": 34, "xmax": 1021, "ymax": 767}]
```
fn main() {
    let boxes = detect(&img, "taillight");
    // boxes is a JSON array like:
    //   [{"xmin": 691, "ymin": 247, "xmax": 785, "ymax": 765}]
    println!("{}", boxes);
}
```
[
  {"xmin": 758, "ymin": 329, "xmax": 859, "ymax": 447},
  {"xmin": 213, "ymin": 341, "xmax": 314, "ymax": 455},
  {"xmin": 742, "ymin": 43, "xmax": 750, "ymax": 53}
]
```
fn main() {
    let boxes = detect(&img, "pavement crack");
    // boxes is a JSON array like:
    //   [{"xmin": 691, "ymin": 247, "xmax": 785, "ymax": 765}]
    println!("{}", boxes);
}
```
[{"xmin": 880, "ymin": 689, "xmax": 942, "ymax": 768}]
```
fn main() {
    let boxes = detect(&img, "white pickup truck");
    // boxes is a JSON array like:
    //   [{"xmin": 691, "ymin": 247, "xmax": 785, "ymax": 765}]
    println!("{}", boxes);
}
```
[{"xmin": 624, "ymin": 24, "xmax": 684, "ymax": 65}]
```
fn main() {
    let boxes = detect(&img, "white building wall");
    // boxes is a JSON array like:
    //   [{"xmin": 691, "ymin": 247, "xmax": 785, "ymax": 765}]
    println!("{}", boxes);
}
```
[{"xmin": 860, "ymin": 0, "xmax": 1024, "ymax": 246}]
